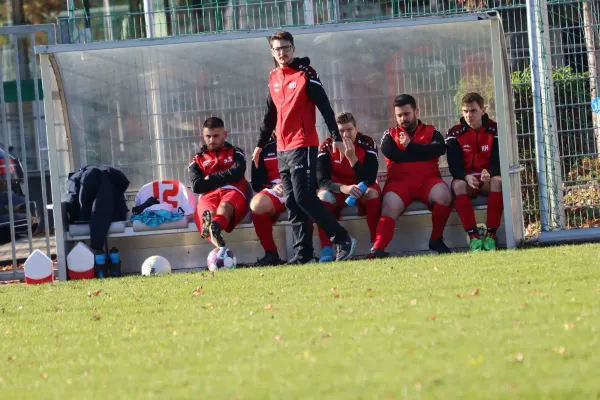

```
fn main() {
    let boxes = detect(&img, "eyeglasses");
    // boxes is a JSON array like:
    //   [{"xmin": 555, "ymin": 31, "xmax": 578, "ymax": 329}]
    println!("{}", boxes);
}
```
[{"xmin": 271, "ymin": 45, "xmax": 293, "ymax": 53}]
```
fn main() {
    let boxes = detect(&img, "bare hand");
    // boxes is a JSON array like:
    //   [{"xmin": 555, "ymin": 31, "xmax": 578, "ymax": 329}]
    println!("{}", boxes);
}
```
[
  {"xmin": 466, "ymin": 175, "xmax": 480, "ymax": 190},
  {"xmin": 252, "ymin": 147, "xmax": 262, "ymax": 168},
  {"xmin": 481, "ymin": 169, "xmax": 491, "ymax": 183},
  {"xmin": 272, "ymin": 183, "xmax": 284, "ymax": 197},
  {"xmin": 399, "ymin": 132, "xmax": 411, "ymax": 148},
  {"xmin": 343, "ymin": 137, "xmax": 356, "ymax": 162},
  {"xmin": 341, "ymin": 184, "xmax": 363, "ymax": 199}
]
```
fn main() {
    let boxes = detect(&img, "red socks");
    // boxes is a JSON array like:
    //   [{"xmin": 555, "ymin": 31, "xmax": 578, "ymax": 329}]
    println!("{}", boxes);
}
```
[
  {"xmin": 373, "ymin": 216, "xmax": 396, "ymax": 251},
  {"xmin": 455, "ymin": 194, "xmax": 479, "ymax": 239},
  {"xmin": 212, "ymin": 214, "xmax": 229, "ymax": 230},
  {"xmin": 431, "ymin": 203, "xmax": 452, "ymax": 241},
  {"xmin": 251, "ymin": 212, "xmax": 278, "ymax": 253},
  {"xmin": 486, "ymin": 191, "xmax": 504, "ymax": 234},
  {"xmin": 364, "ymin": 197, "xmax": 382, "ymax": 243}
]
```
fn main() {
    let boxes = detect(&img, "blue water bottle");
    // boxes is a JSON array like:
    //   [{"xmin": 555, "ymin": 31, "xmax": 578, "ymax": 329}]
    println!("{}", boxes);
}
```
[{"xmin": 345, "ymin": 182, "xmax": 368, "ymax": 206}]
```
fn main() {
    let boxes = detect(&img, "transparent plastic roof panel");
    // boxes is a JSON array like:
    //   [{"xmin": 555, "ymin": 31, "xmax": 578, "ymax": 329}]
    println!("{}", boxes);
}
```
[{"xmin": 42, "ymin": 15, "xmax": 509, "ymax": 191}]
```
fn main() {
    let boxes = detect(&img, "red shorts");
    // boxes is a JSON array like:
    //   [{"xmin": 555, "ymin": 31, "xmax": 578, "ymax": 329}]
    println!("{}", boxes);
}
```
[
  {"xmin": 259, "ymin": 188, "xmax": 287, "ymax": 217},
  {"xmin": 194, "ymin": 188, "xmax": 248, "ymax": 233},
  {"xmin": 319, "ymin": 184, "xmax": 381, "ymax": 217},
  {"xmin": 383, "ymin": 177, "xmax": 446, "ymax": 206}
]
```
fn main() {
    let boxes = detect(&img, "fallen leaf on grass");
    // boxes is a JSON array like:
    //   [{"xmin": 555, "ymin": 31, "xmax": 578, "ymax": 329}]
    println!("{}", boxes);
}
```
[
  {"xmin": 433, "ymin": 266, "xmax": 439, "ymax": 272},
  {"xmin": 275, "ymin": 336, "xmax": 283, "ymax": 342},
  {"xmin": 172, "ymin": 331, "xmax": 177, "ymax": 336},
  {"xmin": 7, "ymin": 355, "xmax": 16, "ymax": 361},
  {"xmin": 330, "ymin": 287, "xmax": 337, "ymax": 293},
  {"xmin": 40, "ymin": 372, "xmax": 48, "ymax": 379},
  {"xmin": 414, "ymin": 381, "xmax": 422, "ymax": 390},
  {"xmin": 296, "ymin": 350, "xmax": 311, "ymax": 360},
  {"xmin": 380, "ymin": 298, "xmax": 385, "ymax": 303},
  {"xmin": 0, "ymin": 377, "xmax": 3, "ymax": 384},
  {"xmin": 410, "ymin": 298, "xmax": 417, "ymax": 306},
  {"xmin": 83, "ymin": 371, "xmax": 88, "ymax": 377},
  {"xmin": 265, "ymin": 304, "xmax": 277, "ymax": 311},
  {"xmin": 564, "ymin": 322, "xmax": 576, "ymax": 330},
  {"xmin": 0, "ymin": 280, "xmax": 23, "ymax": 285},
  {"xmin": 428, "ymin": 315, "xmax": 437, "ymax": 321},
  {"xmin": 322, "ymin": 332, "xmax": 332, "ymax": 339},
  {"xmin": 332, "ymin": 292, "xmax": 340, "ymax": 299},
  {"xmin": 367, "ymin": 288, "xmax": 372, "ymax": 292},
  {"xmin": 259, "ymin": 273, "xmax": 264, "ymax": 277},
  {"xmin": 28, "ymin": 362, "xmax": 34, "ymax": 367},
  {"xmin": 554, "ymin": 346, "xmax": 566, "ymax": 355},
  {"xmin": 192, "ymin": 286, "xmax": 203, "ymax": 296},
  {"xmin": 505, "ymin": 383, "xmax": 518, "ymax": 392},
  {"xmin": 468, "ymin": 355, "xmax": 485, "ymax": 366},
  {"xmin": 4, "ymin": 328, "xmax": 10, "ymax": 334},
  {"xmin": 92, "ymin": 289, "xmax": 102, "ymax": 296},
  {"xmin": 456, "ymin": 293, "xmax": 464, "ymax": 299},
  {"xmin": 87, "ymin": 291, "xmax": 91, "ymax": 297},
  {"xmin": 66, "ymin": 379, "xmax": 72, "ymax": 385},
  {"xmin": 515, "ymin": 353, "xmax": 524, "ymax": 362},
  {"xmin": 471, "ymin": 288, "xmax": 480, "ymax": 296}
]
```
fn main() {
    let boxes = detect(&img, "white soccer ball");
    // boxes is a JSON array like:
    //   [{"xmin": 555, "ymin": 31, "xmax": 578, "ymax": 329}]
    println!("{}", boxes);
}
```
[
  {"xmin": 141, "ymin": 255, "xmax": 172, "ymax": 276},
  {"xmin": 207, "ymin": 247, "xmax": 236, "ymax": 271}
]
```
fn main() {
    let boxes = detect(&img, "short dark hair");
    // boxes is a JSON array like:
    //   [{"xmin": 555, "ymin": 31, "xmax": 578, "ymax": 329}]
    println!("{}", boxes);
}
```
[
  {"xmin": 269, "ymin": 31, "xmax": 294, "ymax": 47},
  {"xmin": 203, "ymin": 117, "xmax": 224, "ymax": 130},
  {"xmin": 393, "ymin": 94, "xmax": 417, "ymax": 109},
  {"xmin": 461, "ymin": 92, "xmax": 485, "ymax": 108},
  {"xmin": 335, "ymin": 112, "xmax": 356, "ymax": 127}
]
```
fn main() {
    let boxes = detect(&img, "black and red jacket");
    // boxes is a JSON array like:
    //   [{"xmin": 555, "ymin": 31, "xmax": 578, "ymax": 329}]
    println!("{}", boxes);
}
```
[
  {"xmin": 445, "ymin": 114, "xmax": 500, "ymax": 180},
  {"xmin": 188, "ymin": 142, "xmax": 248, "ymax": 196},
  {"xmin": 257, "ymin": 57, "xmax": 342, "ymax": 151},
  {"xmin": 316, "ymin": 132, "xmax": 379, "ymax": 192},
  {"xmin": 381, "ymin": 121, "xmax": 446, "ymax": 181},
  {"xmin": 251, "ymin": 136, "xmax": 280, "ymax": 193}
]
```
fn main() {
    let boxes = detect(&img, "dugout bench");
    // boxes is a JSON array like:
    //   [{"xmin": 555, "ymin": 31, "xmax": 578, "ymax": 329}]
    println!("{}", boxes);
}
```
[{"xmin": 61, "ymin": 170, "xmax": 506, "ymax": 275}]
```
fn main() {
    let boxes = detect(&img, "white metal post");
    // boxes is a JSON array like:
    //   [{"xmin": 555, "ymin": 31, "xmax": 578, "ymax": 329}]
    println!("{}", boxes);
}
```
[
  {"xmin": 143, "ymin": 0, "xmax": 156, "ymax": 38},
  {"xmin": 304, "ymin": 0, "xmax": 314, "ymax": 25},
  {"xmin": 148, "ymin": 65, "xmax": 167, "ymax": 181},
  {"xmin": 103, "ymin": 0, "xmax": 113, "ymax": 41},
  {"xmin": 526, "ymin": 0, "xmax": 565, "ymax": 231},
  {"xmin": 40, "ymin": 55, "xmax": 68, "ymax": 281},
  {"xmin": 490, "ymin": 18, "xmax": 524, "ymax": 248}
]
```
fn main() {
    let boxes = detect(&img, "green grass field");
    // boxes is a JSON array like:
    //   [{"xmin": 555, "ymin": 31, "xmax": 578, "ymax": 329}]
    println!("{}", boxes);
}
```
[{"xmin": 1, "ymin": 244, "xmax": 599, "ymax": 399}]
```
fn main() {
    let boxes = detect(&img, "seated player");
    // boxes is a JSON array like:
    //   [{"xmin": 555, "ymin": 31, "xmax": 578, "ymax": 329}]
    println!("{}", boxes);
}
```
[
  {"xmin": 370, "ymin": 94, "xmax": 453, "ymax": 258},
  {"xmin": 188, "ymin": 117, "xmax": 248, "ymax": 248},
  {"xmin": 316, "ymin": 112, "xmax": 381, "ymax": 262},
  {"xmin": 249, "ymin": 132, "xmax": 286, "ymax": 266},
  {"xmin": 446, "ymin": 92, "xmax": 503, "ymax": 251}
]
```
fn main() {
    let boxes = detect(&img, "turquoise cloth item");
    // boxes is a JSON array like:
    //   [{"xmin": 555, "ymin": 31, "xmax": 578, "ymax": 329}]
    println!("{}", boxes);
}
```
[{"xmin": 130, "ymin": 209, "xmax": 184, "ymax": 227}]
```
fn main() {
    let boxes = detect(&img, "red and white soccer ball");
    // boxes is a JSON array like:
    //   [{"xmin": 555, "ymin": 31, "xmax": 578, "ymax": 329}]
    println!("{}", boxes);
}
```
[{"xmin": 207, "ymin": 247, "xmax": 236, "ymax": 271}]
